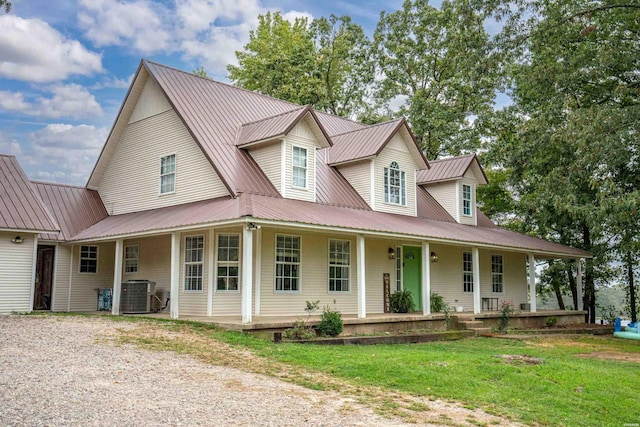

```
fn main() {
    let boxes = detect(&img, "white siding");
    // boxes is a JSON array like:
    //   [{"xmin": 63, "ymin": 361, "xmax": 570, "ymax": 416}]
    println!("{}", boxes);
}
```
[
  {"xmin": 425, "ymin": 182, "xmax": 457, "ymax": 219},
  {"xmin": 128, "ymin": 77, "xmax": 171, "ymax": 123},
  {"xmin": 459, "ymin": 175, "xmax": 477, "ymax": 226},
  {"xmin": 337, "ymin": 160, "xmax": 372, "ymax": 207},
  {"xmin": 52, "ymin": 244, "xmax": 71, "ymax": 312},
  {"xmin": 373, "ymin": 135, "xmax": 417, "ymax": 216},
  {"xmin": 179, "ymin": 230, "xmax": 209, "ymax": 316},
  {"xmin": 0, "ymin": 232, "xmax": 36, "ymax": 313},
  {"xmin": 98, "ymin": 109, "xmax": 228, "ymax": 215},
  {"xmin": 258, "ymin": 228, "xmax": 358, "ymax": 316},
  {"xmin": 429, "ymin": 244, "xmax": 528, "ymax": 311},
  {"xmin": 122, "ymin": 235, "xmax": 171, "ymax": 297},
  {"xmin": 283, "ymin": 121, "xmax": 319, "ymax": 202},
  {"xmin": 248, "ymin": 142, "xmax": 282, "ymax": 194},
  {"xmin": 364, "ymin": 237, "xmax": 399, "ymax": 314},
  {"xmin": 68, "ymin": 243, "xmax": 115, "ymax": 311},
  {"xmin": 211, "ymin": 227, "xmax": 243, "ymax": 316}
]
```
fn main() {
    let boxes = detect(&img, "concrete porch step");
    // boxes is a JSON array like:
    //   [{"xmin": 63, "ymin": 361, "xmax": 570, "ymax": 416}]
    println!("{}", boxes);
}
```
[
  {"xmin": 469, "ymin": 327, "xmax": 493, "ymax": 336},
  {"xmin": 460, "ymin": 320, "xmax": 484, "ymax": 328}
]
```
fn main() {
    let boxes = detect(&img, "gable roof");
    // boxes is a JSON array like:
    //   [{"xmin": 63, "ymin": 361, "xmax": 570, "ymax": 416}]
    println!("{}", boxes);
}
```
[
  {"xmin": 31, "ymin": 181, "xmax": 108, "ymax": 241},
  {"xmin": 327, "ymin": 118, "xmax": 429, "ymax": 168},
  {"xmin": 417, "ymin": 154, "xmax": 488, "ymax": 185},
  {"xmin": 0, "ymin": 155, "xmax": 58, "ymax": 233}
]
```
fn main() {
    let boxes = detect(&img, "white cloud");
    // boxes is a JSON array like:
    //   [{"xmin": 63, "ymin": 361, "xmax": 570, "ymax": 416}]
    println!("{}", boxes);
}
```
[
  {"xmin": 0, "ymin": 132, "xmax": 22, "ymax": 156},
  {"xmin": 0, "ymin": 15, "xmax": 103, "ymax": 83},
  {"xmin": 0, "ymin": 85, "xmax": 102, "ymax": 120},
  {"xmin": 78, "ymin": 0, "xmax": 171, "ymax": 54},
  {"xmin": 281, "ymin": 10, "xmax": 313, "ymax": 24},
  {"xmin": 91, "ymin": 75, "xmax": 133, "ymax": 90},
  {"xmin": 176, "ymin": 0, "xmax": 263, "ymax": 36}
]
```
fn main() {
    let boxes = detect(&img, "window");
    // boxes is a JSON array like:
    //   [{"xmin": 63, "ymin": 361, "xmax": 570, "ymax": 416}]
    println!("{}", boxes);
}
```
[
  {"xmin": 329, "ymin": 239, "xmax": 350, "ymax": 292},
  {"xmin": 463, "ymin": 251, "xmax": 473, "ymax": 293},
  {"xmin": 384, "ymin": 161, "xmax": 406, "ymax": 205},
  {"xmin": 184, "ymin": 235, "xmax": 204, "ymax": 291},
  {"xmin": 275, "ymin": 235, "xmax": 300, "ymax": 292},
  {"xmin": 292, "ymin": 146, "xmax": 307, "ymax": 188},
  {"xmin": 160, "ymin": 154, "xmax": 176, "ymax": 194},
  {"xmin": 492, "ymin": 255, "xmax": 504, "ymax": 293},
  {"xmin": 79, "ymin": 245, "xmax": 98, "ymax": 273},
  {"xmin": 395, "ymin": 246, "xmax": 402, "ymax": 291},
  {"xmin": 462, "ymin": 184, "xmax": 472, "ymax": 216},
  {"xmin": 217, "ymin": 234, "xmax": 239, "ymax": 291},
  {"xmin": 124, "ymin": 245, "xmax": 139, "ymax": 273}
]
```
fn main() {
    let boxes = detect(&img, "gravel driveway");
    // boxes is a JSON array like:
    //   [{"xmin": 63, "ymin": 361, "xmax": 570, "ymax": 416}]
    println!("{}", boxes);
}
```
[{"xmin": 0, "ymin": 315, "xmax": 414, "ymax": 427}]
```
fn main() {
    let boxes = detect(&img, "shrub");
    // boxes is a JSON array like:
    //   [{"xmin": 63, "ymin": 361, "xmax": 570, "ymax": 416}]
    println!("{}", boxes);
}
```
[
  {"xmin": 499, "ymin": 300, "xmax": 513, "ymax": 332},
  {"xmin": 390, "ymin": 290, "xmax": 415, "ymax": 313},
  {"xmin": 430, "ymin": 291, "xmax": 448, "ymax": 313},
  {"xmin": 545, "ymin": 316, "xmax": 558, "ymax": 327},
  {"xmin": 282, "ymin": 320, "xmax": 316, "ymax": 340},
  {"xmin": 317, "ymin": 306, "xmax": 343, "ymax": 337}
]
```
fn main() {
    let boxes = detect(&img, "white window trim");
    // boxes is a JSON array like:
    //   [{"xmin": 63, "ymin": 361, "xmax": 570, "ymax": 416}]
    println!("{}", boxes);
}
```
[
  {"xmin": 124, "ymin": 244, "xmax": 139, "ymax": 273},
  {"xmin": 214, "ymin": 233, "xmax": 241, "ymax": 293},
  {"xmin": 291, "ymin": 145, "xmax": 308, "ymax": 190},
  {"xmin": 463, "ymin": 251, "xmax": 473, "ymax": 293},
  {"xmin": 328, "ymin": 239, "xmax": 351, "ymax": 294},
  {"xmin": 384, "ymin": 161, "xmax": 407, "ymax": 206},
  {"xmin": 79, "ymin": 245, "xmax": 98, "ymax": 274},
  {"xmin": 462, "ymin": 183, "xmax": 472, "ymax": 217},
  {"xmin": 159, "ymin": 154, "xmax": 176, "ymax": 196},
  {"xmin": 491, "ymin": 254, "xmax": 504, "ymax": 294},
  {"xmin": 183, "ymin": 234, "xmax": 204, "ymax": 293},
  {"xmin": 274, "ymin": 234, "xmax": 302, "ymax": 293}
]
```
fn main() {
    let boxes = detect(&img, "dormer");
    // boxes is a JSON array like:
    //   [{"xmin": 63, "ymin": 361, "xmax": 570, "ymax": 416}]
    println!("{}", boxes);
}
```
[
  {"xmin": 326, "ymin": 118, "xmax": 429, "ymax": 217},
  {"xmin": 237, "ymin": 106, "xmax": 331, "ymax": 203},
  {"xmin": 416, "ymin": 154, "xmax": 488, "ymax": 225}
]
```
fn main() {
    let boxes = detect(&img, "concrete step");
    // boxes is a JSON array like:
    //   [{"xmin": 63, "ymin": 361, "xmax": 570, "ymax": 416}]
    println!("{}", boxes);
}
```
[
  {"xmin": 469, "ymin": 327, "xmax": 493, "ymax": 335},
  {"xmin": 460, "ymin": 320, "xmax": 484, "ymax": 328}
]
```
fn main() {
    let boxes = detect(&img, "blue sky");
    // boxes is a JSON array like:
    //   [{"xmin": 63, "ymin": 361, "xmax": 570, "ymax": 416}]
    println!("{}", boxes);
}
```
[{"xmin": 4, "ymin": 0, "xmax": 506, "ymax": 186}]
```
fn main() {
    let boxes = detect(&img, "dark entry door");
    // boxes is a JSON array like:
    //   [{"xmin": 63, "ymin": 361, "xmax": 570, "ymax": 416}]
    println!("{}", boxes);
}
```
[{"xmin": 34, "ymin": 245, "xmax": 55, "ymax": 310}]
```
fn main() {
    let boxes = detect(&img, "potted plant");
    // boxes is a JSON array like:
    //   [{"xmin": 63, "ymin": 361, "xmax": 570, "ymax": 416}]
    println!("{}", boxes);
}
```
[{"xmin": 390, "ymin": 290, "xmax": 415, "ymax": 313}]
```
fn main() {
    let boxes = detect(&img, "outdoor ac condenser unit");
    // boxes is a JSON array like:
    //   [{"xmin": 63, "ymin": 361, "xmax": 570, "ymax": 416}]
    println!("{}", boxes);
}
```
[{"xmin": 120, "ymin": 280, "xmax": 156, "ymax": 314}]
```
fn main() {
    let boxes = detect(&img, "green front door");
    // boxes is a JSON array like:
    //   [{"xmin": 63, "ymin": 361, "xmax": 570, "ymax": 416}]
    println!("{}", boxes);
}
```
[{"xmin": 402, "ymin": 246, "xmax": 422, "ymax": 311}]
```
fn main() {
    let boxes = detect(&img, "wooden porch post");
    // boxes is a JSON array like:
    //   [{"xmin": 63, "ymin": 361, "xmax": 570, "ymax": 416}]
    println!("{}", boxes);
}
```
[
  {"xmin": 170, "ymin": 232, "xmax": 180, "ymax": 319},
  {"xmin": 528, "ymin": 253, "xmax": 537, "ymax": 313},
  {"xmin": 241, "ymin": 226, "xmax": 253, "ymax": 324},
  {"xmin": 357, "ymin": 234, "xmax": 366, "ymax": 319},
  {"xmin": 472, "ymin": 247, "xmax": 481, "ymax": 314},
  {"xmin": 111, "ymin": 239, "xmax": 123, "ymax": 315},
  {"xmin": 576, "ymin": 258, "xmax": 583, "ymax": 311},
  {"xmin": 422, "ymin": 241, "xmax": 430, "ymax": 315}
]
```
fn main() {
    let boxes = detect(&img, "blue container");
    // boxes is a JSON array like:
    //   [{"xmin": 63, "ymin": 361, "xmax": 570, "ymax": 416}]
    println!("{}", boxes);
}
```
[{"xmin": 97, "ymin": 288, "xmax": 113, "ymax": 311}]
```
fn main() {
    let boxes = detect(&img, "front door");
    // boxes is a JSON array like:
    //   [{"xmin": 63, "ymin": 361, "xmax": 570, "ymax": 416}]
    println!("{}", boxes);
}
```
[
  {"xmin": 34, "ymin": 245, "xmax": 55, "ymax": 310},
  {"xmin": 402, "ymin": 245, "xmax": 421, "ymax": 311}
]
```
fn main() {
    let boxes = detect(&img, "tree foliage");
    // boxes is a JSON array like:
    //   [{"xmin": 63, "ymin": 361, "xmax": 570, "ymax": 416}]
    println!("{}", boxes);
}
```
[
  {"xmin": 0, "ymin": 1, "xmax": 10, "ymax": 13},
  {"xmin": 373, "ymin": 0, "xmax": 499, "ymax": 159}
]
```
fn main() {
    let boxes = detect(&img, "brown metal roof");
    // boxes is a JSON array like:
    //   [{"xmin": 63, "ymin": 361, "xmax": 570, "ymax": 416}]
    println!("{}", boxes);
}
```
[
  {"xmin": 316, "ymin": 150, "xmax": 370, "ymax": 210},
  {"xmin": 417, "ymin": 154, "xmax": 488, "ymax": 185},
  {"xmin": 416, "ymin": 186, "xmax": 456, "ymax": 222},
  {"xmin": 236, "ymin": 106, "xmax": 308, "ymax": 147},
  {"xmin": 31, "ymin": 181, "xmax": 108, "ymax": 241},
  {"xmin": 477, "ymin": 209, "xmax": 498, "ymax": 228},
  {"xmin": 314, "ymin": 110, "xmax": 366, "ymax": 135},
  {"xmin": 0, "ymin": 155, "xmax": 58, "ymax": 233},
  {"xmin": 327, "ymin": 119, "xmax": 402, "ymax": 165}
]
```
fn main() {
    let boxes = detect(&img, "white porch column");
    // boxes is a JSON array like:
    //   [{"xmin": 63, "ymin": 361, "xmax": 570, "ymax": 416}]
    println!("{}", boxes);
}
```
[
  {"xmin": 170, "ymin": 232, "xmax": 180, "ymax": 319},
  {"xmin": 357, "ymin": 234, "xmax": 366, "ymax": 319},
  {"xmin": 528, "ymin": 253, "xmax": 537, "ymax": 313},
  {"xmin": 254, "ymin": 228, "xmax": 262, "ymax": 316},
  {"xmin": 241, "ymin": 226, "xmax": 253, "ymax": 324},
  {"xmin": 207, "ymin": 229, "xmax": 215, "ymax": 316},
  {"xmin": 111, "ymin": 239, "xmax": 123, "ymax": 315},
  {"xmin": 472, "ymin": 247, "xmax": 481, "ymax": 314},
  {"xmin": 576, "ymin": 258, "xmax": 583, "ymax": 311},
  {"xmin": 421, "ymin": 241, "xmax": 431, "ymax": 315}
]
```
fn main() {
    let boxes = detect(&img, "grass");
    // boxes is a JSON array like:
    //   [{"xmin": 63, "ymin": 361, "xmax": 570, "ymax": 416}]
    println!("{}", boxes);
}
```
[{"xmin": 33, "ymin": 313, "xmax": 640, "ymax": 426}]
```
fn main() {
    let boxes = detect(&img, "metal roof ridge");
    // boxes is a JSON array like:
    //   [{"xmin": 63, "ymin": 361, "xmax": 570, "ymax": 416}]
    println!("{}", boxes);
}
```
[
  {"xmin": 331, "ymin": 117, "xmax": 403, "ymax": 138},
  {"xmin": 30, "ymin": 180, "xmax": 87, "ymax": 189},
  {"xmin": 429, "ymin": 153, "xmax": 476, "ymax": 164},
  {"xmin": 239, "ymin": 105, "xmax": 308, "ymax": 127}
]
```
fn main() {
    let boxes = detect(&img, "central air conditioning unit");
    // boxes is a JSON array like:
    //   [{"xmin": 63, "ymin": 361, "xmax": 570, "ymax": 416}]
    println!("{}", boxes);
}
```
[{"xmin": 121, "ymin": 280, "xmax": 156, "ymax": 314}]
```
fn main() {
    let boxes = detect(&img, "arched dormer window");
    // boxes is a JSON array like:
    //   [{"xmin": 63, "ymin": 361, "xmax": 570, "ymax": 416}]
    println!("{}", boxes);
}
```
[{"xmin": 384, "ymin": 161, "xmax": 406, "ymax": 206}]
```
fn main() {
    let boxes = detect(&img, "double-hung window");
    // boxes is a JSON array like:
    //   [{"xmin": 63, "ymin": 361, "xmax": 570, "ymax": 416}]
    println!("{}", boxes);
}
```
[
  {"xmin": 462, "ymin": 184, "xmax": 472, "ymax": 216},
  {"xmin": 217, "ymin": 234, "xmax": 239, "ymax": 291},
  {"xmin": 463, "ymin": 251, "xmax": 473, "ymax": 293},
  {"xmin": 124, "ymin": 245, "xmax": 139, "ymax": 273},
  {"xmin": 275, "ymin": 235, "xmax": 300, "ymax": 291},
  {"xmin": 160, "ymin": 154, "xmax": 176, "ymax": 194},
  {"xmin": 184, "ymin": 235, "xmax": 204, "ymax": 291},
  {"xmin": 491, "ymin": 255, "xmax": 504, "ymax": 293},
  {"xmin": 79, "ymin": 245, "xmax": 98, "ymax": 273},
  {"xmin": 292, "ymin": 146, "xmax": 307, "ymax": 188},
  {"xmin": 384, "ymin": 161, "xmax": 406, "ymax": 205},
  {"xmin": 329, "ymin": 239, "xmax": 350, "ymax": 292}
]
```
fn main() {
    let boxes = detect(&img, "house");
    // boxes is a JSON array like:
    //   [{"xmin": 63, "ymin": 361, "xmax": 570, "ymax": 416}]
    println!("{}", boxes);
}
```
[{"xmin": 0, "ymin": 60, "xmax": 591, "ymax": 328}]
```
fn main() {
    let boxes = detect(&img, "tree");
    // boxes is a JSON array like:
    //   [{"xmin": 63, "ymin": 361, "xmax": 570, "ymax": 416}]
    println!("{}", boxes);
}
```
[
  {"xmin": 228, "ymin": 12, "xmax": 374, "ymax": 119},
  {"xmin": 192, "ymin": 67, "xmax": 210, "ymax": 79},
  {"xmin": 0, "ymin": 1, "xmax": 10, "ymax": 12},
  {"xmin": 373, "ymin": 0, "xmax": 499, "ymax": 159}
]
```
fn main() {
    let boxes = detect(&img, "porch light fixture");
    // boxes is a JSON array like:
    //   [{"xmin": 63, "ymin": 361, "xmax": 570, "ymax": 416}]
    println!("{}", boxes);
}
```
[
  {"xmin": 11, "ymin": 235, "xmax": 25, "ymax": 244},
  {"xmin": 430, "ymin": 251, "xmax": 439, "ymax": 263},
  {"xmin": 246, "ymin": 222, "xmax": 261, "ymax": 231},
  {"xmin": 388, "ymin": 247, "xmax": 395, "ymax": 259}
]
